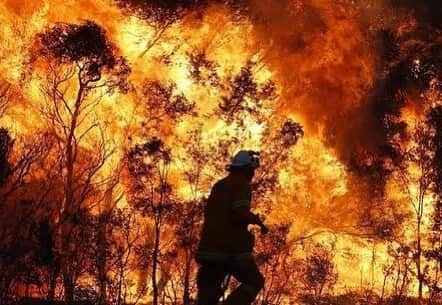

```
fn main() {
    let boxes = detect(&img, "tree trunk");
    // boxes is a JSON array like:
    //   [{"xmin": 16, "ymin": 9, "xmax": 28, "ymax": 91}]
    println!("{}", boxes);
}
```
[
  {"xmin": 417, "ymin": 216, "xmax": 423, "ymax": 304},
  {"xmin": 62, "ymin": 85, "xmax": 84, "ymax": 302},
  {"xmin": 152, "ymin": 221, "xmax": 161, "ymax": 305},
  {"xmin": 398, "ymin": 263, "xmax": 409, "ymax": 305},
  {"xmin": 47, "ymin": 264, "xmax": 59, "ymax": 301},
  {"xmin": 97, "ymin": 188, "xmax": 113, "ymax": 304},
  {"xmin": 117, "ymin": 261, "xmax": 124, "ymax": 305},
  {"xmin": 183, "ymin": 256, "xmax": 191, "ymax": 305},
  {"xmin": 97, "ymin": 216, "xmax": 107, "ymax": 305},
  {"xmin": 379, "ymin": 273, "xmax": 388, "ymax": 305},
  {"xmin": 63, "ymin": 273, "xmax": 74, "ymax": 302}
]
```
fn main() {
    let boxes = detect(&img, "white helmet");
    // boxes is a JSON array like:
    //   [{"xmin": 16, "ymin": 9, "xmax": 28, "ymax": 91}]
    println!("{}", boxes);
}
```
[{"xmin": 226, "ymin": 150, "xmax": 260, "ymax": 170}]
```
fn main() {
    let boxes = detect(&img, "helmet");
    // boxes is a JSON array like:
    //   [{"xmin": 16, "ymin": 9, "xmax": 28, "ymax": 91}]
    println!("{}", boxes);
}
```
[{"xmin": 226, "ymin": 150, "xmax": 260, "ymax": 170}]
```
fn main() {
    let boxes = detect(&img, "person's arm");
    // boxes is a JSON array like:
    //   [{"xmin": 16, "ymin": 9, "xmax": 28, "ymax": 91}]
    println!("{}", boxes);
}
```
[
  {"xmin": 232, "ymin": 203, "xmax": 269, "ymax": 234},
  {"xmin": 231, "ymin": 185, "xmax": 261, "ymax": 226}
]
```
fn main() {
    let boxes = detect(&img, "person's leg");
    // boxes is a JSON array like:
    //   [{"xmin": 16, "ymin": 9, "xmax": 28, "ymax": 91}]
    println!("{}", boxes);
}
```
[
  {"xmin": 197, "ymin": 261, "xmax": 229, "ymax": 305},
  {"xmin": 223, "ymin": 258, "xmax": 264, "ymax": 305}
]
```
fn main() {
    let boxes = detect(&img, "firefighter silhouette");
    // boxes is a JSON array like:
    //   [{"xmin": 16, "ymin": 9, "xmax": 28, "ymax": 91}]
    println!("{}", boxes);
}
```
[{"xmin": 196, "ymin": 150, "xmax": 268, "ymax": 305}]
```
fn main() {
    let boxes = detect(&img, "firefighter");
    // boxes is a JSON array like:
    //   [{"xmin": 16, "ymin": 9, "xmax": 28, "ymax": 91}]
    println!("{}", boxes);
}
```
[{"xmin": 196, "ymin": 150, "xmax": 268, "ymax": 305}]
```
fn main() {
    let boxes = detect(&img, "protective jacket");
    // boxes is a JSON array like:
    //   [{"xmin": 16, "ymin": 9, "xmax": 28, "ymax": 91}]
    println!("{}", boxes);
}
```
[{"xmin": 196, "ymin": 174, "xmax": 256, "ymax": 261}]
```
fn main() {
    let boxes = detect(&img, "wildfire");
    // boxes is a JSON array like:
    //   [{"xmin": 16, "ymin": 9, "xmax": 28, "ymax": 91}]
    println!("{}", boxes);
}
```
[{"xmin": 0, "ymin": 0, "xmax": 440, "ymax": 304}]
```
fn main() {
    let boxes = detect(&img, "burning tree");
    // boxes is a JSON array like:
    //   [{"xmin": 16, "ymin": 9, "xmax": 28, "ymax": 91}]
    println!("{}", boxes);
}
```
[
  {"xmin": 126, "ymin": 138, "xmax": 174, "ymax": 305},
  {"xmin": 254, "ymin": 224, "xmax": 298, "ymax": 305},
  {"xmin": 0, "ymin": 81, "xmax": 58, "ymax": 303},
  {"xmin": 121, "ymin": 46, "xmax": 304, "ymax": 304},
  {"xmin": 424, "ymin": 105, "xmax": 442, "ymax": 302},
  {"xmin": 396, "ymin": 121, "xmax": 434, "ymax": 302},
  {"xmin": 300, "ymin": 243, "xmax": 337, "ymax": 305},
  {"xmin": 164, "ymin": 129, "xmax": 209, "ymax": 305},
  {"xmin": 139, "ymin": 80, "xmax": 195, "ymax": 133},
  {"xmin": 34, "ymin": 20, "xmax": 130, "ymax": 302},
  {"xmin": 115, "ymin": 0, "xmax": 206, "ymax": 57},
  {"xmin": 0, "ymin": 131, "xmax": 59, "ymax": 302}
]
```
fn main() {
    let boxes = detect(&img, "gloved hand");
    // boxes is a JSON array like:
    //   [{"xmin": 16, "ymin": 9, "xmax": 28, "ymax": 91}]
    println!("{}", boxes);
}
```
[
  {"xmin": 259, "ymin": 224, "xmax": 269, "ymax": 235},
  {"xmin": 254, "ymin": 213, "xmax": 269, "ymax": 235}
]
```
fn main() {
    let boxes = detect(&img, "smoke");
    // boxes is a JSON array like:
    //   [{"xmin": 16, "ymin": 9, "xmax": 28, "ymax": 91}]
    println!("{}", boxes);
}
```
[
  {"xmin": 2, "ymin": 0, "xmax": 46, "ymax": 17},
  {"xmin": 239, "ymin": 0, "xmax": 439, "ymax": 187},
  {"xmin": 389, "ymin": 0, "xmax": 442, "ymax": 28},
  {"xmin": 217, "ymin": 0, "xmax": 441, "ymax": 241},
  {"xmin": 239, "ymin": 1, "xmax": 378, "ymax": 178}
]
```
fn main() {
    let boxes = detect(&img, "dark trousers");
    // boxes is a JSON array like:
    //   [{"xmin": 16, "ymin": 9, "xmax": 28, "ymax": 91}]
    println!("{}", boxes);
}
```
[{"xmin": 196, "ymin": 258, "xmax": 264, "ymax": 305}]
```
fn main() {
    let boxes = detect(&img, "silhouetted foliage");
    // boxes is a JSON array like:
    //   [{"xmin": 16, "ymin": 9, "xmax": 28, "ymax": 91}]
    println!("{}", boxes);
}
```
[
  {"xmin": 424, "ymin": 105, "xmax": 442, "ymax": 301},
  {"xmin": 300, "ymin": 244, "xmax": 337, "ymax": 304},
  {"xmin": 219, "ymin": 62, "xmax": 276, "ymax": 123},
  {"xmin": 429, "ymin": 105, "xmax": 442, "ymax": 194},
  {"xmin": 356, "ymin": 25, "xmax": 441, "ymax": 192},
  {"xmin": 35, "ymin": 20, "xmax": 132, "ymax": 302},
  {"xmin": 40, "ymin": 21, "xmax": 114, "ymax": 63},
  {"xmin": 116, "ymin": 0, "xmax": 208, "ymax": 26},
  {"xmin": 389, "ymin": 0, "xmax": 442, "ymax": 28},
  {"xmin": 188, "ymin": 50, "xmax": 220, "ymax": 86},
  {"xmin": 126, "ymin": 137, "xmax": 174, "ymax": 305},
  {"xmin": 127, "ymin": 138, "xmax": 171, "ymax": 186},
  {"xmin": 280, "ymin": 120, "xmax": 304, "ymax": 147},
  {"xmin": 252, "ymin": 120, "xmax": 303, "ymax": 206},
  {"xmin": 141, "ymin": 80, "xmax": 195, "ymax": 125},
  {"xmin": 255, "ymin": 223, "xmax": 297, "ymax": 305},
  {"xmin": 39, "ymin": 20, "xmax": 130, "ymax": 93}
]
